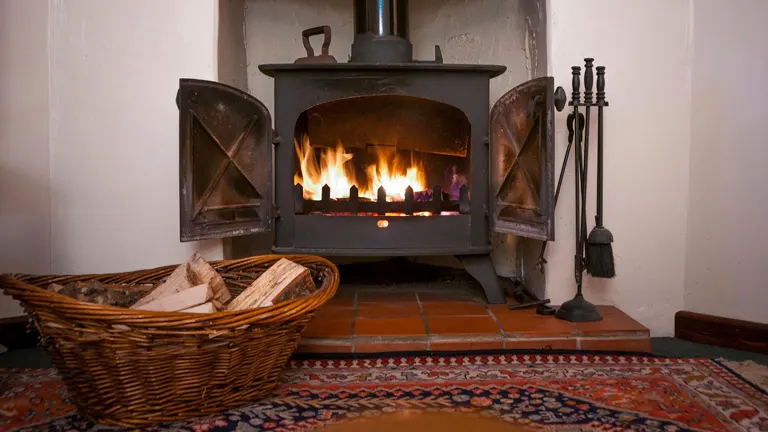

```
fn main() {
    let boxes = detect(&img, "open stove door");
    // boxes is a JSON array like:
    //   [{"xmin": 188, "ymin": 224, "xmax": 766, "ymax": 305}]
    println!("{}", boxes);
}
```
[
  {"xmin": 490, "ymin": 77, "xmax": 556, "ymax": 241},
  {"xmin": 177, "ymin": 79, "xmax": 273, "ymax": 242}
]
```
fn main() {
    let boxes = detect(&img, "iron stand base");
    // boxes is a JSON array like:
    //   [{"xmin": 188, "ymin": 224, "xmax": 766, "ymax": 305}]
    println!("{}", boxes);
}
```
[
  {"xmin": 457, "ymin": 254, "xmax": 509, "ymax": 304},
  {"xmin": 554, "ymin": 293, "xmax": 603, "ymax": 322}
]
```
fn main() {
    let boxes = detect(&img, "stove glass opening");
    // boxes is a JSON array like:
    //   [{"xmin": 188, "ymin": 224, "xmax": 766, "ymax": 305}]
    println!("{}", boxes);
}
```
[{"xmin": 292, "ymin": 95, "xmax": 471, "ymax": 217}]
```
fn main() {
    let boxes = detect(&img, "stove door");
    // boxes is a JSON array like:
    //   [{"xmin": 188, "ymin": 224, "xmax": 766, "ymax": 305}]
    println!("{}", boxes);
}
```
[
  {"xmin": 177, "ymin": 79, "xmax": 273, "ymax": 242},
  {"xmin": 490, "ymin": 77, "xmax": 555, "ymax": 241}
]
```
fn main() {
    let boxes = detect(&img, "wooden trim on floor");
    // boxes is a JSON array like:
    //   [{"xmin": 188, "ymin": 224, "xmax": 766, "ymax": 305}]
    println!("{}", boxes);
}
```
[{"xmin": 675, "ymin": 311, "xmax": 768, "ymax": 355}]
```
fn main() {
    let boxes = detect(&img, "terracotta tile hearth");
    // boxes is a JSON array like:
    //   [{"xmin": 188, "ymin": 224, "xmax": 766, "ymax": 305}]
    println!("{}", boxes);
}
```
[{"xmin": 298, "ymin": 286, "xmax": 650, "ymax": 354}]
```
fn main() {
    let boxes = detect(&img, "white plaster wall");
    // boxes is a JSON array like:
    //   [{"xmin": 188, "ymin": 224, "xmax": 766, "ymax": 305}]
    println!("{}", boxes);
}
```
[
  {"xmin": 684, "ymin": 0, "xmax": 768, "ymax": 324},
  {"xmin": 546, "ymin": 0, "xmax": 692, "ymax": 336},
  {"xmin": 47, "ymin": 0, "xmax": 222, "ymax": 274},
  {"xmin": 244, "ymin": 0, "xmax": 534, "ymax": 124},
  {"xmin": 0, "ymin": 0, "xmax": 51, "ymax": 317}
]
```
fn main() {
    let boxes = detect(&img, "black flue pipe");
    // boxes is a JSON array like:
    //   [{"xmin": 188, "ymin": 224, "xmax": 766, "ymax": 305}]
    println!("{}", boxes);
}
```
[{"xmin": 351, "ymin": 0, "xmax": 412, "ymax": 63}]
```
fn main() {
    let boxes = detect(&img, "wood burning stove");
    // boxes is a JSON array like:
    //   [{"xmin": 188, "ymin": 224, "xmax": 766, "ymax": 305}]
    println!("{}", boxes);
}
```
[{"xmin": 176, "ymin": 0, "xmax": 566, "ymax": 304}]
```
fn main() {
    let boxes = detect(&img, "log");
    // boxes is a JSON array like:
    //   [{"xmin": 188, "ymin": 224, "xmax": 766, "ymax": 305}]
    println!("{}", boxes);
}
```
[
  {"xmin": 131, "ymin": 262, "xmax": 197, "ymax": 309},
  {"xmin": 134, "ymin": 283, "xmax": 212, "ymax": 312},
  {"xmin": 180, "ymin": 302, "xmax": 217, "ymax": 314},
  {"xmin": 49, "ymin": 281, "xmax": 143, "ymax": 307},
  {"xmin": 226, "ymin": 258, "xmax": 315, "ymax": 311},
  {"xmin": 187, "ymin": 252, "xmax": 231, "ymax": 304}
]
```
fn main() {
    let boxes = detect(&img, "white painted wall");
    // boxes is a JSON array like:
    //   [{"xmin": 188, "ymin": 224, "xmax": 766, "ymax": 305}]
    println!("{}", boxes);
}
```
[
  {"xmin": 0, "ymin": 0, "xmax": 222, "ymax": 317},
  {"xmin": 244, "ymin": 0, "xmax": 534, "ymax": 122},
  {"xmin": 684, "ymin": 0, "xmax": 768, "ymax": 324},
  {"xmin": 545, "ymin": 0, "xmax": 692, "ymax": 336},
  {"xmin": 46, "ymin": 0, "xmax": 222, "ymax": 274},
  {"xmin": 0, "ymin": 0, "xmax": 51, "ymax": 317}
]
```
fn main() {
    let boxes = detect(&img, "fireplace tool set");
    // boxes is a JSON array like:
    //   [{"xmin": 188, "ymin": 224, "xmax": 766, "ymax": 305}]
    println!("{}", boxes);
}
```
[{"xmin": 528, "ymin": 58, "xmax": 616, "ymax": 322}]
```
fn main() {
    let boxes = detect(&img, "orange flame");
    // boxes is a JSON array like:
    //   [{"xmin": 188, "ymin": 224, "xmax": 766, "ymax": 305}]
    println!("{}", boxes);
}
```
[{"xmin": 294, "ymin": 135, "xmax": 426, "ymax": 201}]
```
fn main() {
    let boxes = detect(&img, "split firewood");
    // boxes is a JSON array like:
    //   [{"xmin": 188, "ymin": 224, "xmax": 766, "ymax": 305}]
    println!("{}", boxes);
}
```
[
  {"xmin": 48, "ymin": 281, "xmax": 143, "ymax": 308},
  {"xmin": 186, "ymin": 252, "xmax": 231, "ymax": 304},
  {"xmin": 131, "ymin": 262, "xmax": 197, "ymax": 309},
  {"xmin": 131, "ymin": 252, "xmax": 230, "ymax": 309},
  {"xmin": 180, "ymin": 302, "xmax": 216, "ymax": 313},
  {"xmin": 226, "ymin": 258, "xmax": 315, "ymax": 311},
  {"xmin": 134, "ymin": 283, "xmax": 212, "ymax": 312}
]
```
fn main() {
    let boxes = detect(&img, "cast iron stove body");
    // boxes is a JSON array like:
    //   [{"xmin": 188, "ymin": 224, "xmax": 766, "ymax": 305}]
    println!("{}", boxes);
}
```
[{"xmin": 176, "ymin": 0, "xmax": 564, "ymax": 303}]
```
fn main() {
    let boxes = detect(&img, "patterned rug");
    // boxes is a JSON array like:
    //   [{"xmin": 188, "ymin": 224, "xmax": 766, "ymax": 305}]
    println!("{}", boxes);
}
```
[{"xmin": 2, "ymin": 353, "xmax": 767, "ymax": 431}]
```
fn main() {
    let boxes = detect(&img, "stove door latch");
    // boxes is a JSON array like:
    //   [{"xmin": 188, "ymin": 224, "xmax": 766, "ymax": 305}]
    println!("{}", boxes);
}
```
[{"xmin": 269, "ymin": 204, "xmax": 280, "ymax": 221}]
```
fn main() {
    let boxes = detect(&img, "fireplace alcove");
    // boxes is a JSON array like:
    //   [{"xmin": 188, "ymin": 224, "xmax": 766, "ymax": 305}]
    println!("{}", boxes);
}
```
[{"xmin": 183, "ymin": 0, "xmax": 555, "ymax": 303}]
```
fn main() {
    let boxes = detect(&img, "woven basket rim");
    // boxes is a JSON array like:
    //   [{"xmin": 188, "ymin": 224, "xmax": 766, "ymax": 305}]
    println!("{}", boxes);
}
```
[{"xmin": 0, "ymin": 254, "xmax": 339, "ymax": 327}]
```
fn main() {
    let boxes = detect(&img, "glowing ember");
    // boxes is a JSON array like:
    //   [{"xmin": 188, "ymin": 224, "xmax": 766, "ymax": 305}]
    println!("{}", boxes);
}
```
[{"xmin": 294, "ymin": 135, "xmax": 426, "ymax": 201}]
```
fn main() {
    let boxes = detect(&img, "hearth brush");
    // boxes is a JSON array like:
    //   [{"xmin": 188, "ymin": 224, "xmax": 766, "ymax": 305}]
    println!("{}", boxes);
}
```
[
  {"xmin": 586, "ymin": 66, "xmax": 616, "ymax": 278},
  {"xmin": 555, "ymin": 63, "xmax": 602, "ymax": 323}
]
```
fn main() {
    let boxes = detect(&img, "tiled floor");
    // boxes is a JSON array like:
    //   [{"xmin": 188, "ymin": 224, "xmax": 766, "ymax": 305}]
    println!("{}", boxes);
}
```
[{"xmin": 298, "ymin": 283, "xmax": 650, "ymax": 354}]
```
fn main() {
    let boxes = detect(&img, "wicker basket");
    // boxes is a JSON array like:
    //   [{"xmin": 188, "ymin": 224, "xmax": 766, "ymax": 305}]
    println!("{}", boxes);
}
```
[{"xmin": 0, "ymin": 254, "xmax": 339, "ymax": 427}]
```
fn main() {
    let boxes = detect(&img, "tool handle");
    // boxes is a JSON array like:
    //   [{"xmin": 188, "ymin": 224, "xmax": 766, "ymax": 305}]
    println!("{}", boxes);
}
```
[
  {"xmin": 595, "ymin": 66, "xmax": 606, "ymax": 226},
  {"xmin": 301, "ymin": 26, "xmax": 332, "ymax": 57},
  {"xmin": 536, "ymin": 111, "xmax": 584, "ymax": 273},
  {"xmin": 596, "ymin": 66, "xmax": 606, "ymax": 103},
  {"xmin": 583, "ymin": 58, "xmax": 594, "ymax": 105},
  {"xmin": 571, "ymin": 67, "xmax": 583, "ymax": 265},
  {"xmin": 571, "ymin": 66, "xmax": 581, "ymax": 105}
]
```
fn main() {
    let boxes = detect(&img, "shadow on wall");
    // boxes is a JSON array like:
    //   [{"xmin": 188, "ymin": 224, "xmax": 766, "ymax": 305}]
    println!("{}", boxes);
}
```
[{"xmin": 0, "ymin": 163, "xmax": 51, "ymax": 275}]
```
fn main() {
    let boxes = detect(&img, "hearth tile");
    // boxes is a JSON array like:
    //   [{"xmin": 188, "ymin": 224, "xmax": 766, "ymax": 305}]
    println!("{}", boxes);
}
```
[
  {"xmin": 579, "ymin": 337, "xmax": 652, "ymax": 352},
  {"xmin": 354, "ymin": 337, "xmax": 428, "ymax": 353},
  {"xmin": 357, "ymin": 302, "xmax": 422, "ymax": 318},
  {"xmin": 301, "ymin": 318, "xmax": 353, "ymax": 338},
  {"xmin": 503, "ymin": 338, "xmax": 578, "ymax": 350},
  {"xmin": 357, "ymin": 291, "xmax": 418, "ymax": 303},
  {"xmin": 429, "ymin": 336, "xmax": 504, "ymax": 351},
  {"xmin": 354, "ymin": 317, "xmax": 427, "ymax": 337},
  {"xmin": 571, "ymin": 306, "xmax": 650, "ymax": 337},
  {"xmin": 420, "ymin": 301, "xmax": 489, "ymax": 317},
  {"xmin": 324, "ymin": 295, "xmax": 356, "ymax": 307},
  {"xmin": 296, "ymin": 339, "xmax": 354, "ymax": 353},
  {"xmin": 426, "ymin": 316, "xmax": 500, "ymax": 336},
  {"xmin": 492, "ymin": 309, "xmax": 578, "ymax": 337},
  {"xmin": 417, "ymin": 291, "xmax": 484, "ymax": 303},
  {"xmin": 314, "ymin": 304, "xmax": 356, "ymax": 321}
]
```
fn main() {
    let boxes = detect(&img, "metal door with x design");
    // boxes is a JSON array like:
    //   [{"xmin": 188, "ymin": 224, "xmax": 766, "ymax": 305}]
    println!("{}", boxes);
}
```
[
  {"xmin": 178, "ymin": 79, "xmax": 273, "ymax": 242},
  {"xmin": 490, "ymin": 77, "xmax": 556, "ymax": 241}
]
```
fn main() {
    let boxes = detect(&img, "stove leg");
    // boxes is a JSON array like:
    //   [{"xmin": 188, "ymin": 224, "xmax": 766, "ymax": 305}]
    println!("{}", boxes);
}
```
[{"xmin": 457, "ymin": 255, "xmax": 508, "ymax": 304}]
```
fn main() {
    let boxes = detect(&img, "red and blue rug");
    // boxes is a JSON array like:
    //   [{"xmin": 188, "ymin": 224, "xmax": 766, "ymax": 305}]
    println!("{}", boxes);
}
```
[{"xmin": 2, "ymin": 353, "xmax": 767, "ymax": 431}]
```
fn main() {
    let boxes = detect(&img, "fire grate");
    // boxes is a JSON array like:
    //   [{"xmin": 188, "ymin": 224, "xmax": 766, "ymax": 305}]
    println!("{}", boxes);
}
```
[{"xmin": 294, "ymin": 184, "xmax": 469, "ymax": 216}]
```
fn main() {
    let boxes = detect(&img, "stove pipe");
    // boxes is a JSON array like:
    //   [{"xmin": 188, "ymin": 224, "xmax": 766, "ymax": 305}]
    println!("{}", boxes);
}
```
[{"xmin": 351, "ymin": 0, "xmax": 412, "ymax": 63}]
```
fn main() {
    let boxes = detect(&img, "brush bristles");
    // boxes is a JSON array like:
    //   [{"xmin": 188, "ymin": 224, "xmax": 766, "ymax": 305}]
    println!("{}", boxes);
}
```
[{"xmin": 587, "ymin": 243, "xmax": 616, "ymax": 278}]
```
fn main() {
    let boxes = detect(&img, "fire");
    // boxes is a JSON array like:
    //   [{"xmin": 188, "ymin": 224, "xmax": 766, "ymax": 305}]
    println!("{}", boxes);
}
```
[{"xmin": 294, "ymin": 135, "xmax": 426, "ymax": 201}]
